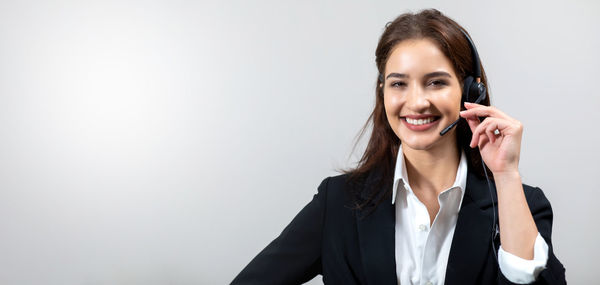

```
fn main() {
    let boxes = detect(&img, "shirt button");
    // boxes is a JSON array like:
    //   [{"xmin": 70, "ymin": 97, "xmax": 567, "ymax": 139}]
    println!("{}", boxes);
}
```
[
  {"xmin": 425, "ymin": 281, "xmax": 433, "ymax": 285},
  {"xmin": 418, "ymin": 224, "xmax": 428, "ymax": 232}
]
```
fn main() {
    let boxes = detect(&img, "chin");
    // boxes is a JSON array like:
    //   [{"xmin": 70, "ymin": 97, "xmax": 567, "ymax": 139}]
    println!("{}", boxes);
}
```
[
  {"xmin": 398, "ymin": 128, "xmax": 454, "ymax": 152},
  {"xmin": 401, "ymin": 139, "xmax": 438, "ymax": 151}
]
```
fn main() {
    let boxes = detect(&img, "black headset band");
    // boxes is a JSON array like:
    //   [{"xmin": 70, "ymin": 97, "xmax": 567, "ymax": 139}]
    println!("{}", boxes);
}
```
[{"xmin": 460, "ymin": 29, "xmax": 481, "ymax": 79}]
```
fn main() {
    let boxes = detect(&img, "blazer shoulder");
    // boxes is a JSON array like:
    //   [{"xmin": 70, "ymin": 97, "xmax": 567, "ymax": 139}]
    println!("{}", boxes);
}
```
[
  {"xmin": 521, "ymin": 184, "xmax": 552, "ymax": 207},
  {"xmin": 320, "ymin": 173, "xmax": 351, "ymax": 188},
  {"xmin": 520, "ymin": 183, "xmax": 554, "ymax": 217},
  {"xmin": 522, "ymin": 183, "xmax": 542, "ymax": 196},
  {"xmin": 316, "ymin": 173, "xmax": 359, "ymax": 209},
  {"xmin": 317, "ymin": 173, "xmax": 351, "ymax": 196}
]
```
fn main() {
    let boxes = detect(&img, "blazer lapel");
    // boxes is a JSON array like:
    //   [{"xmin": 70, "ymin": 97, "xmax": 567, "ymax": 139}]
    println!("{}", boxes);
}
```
[
  {"xmin": 444, "ymin": 171, "xmax": 497, "ymax": 285},
  {"xmin": 355, "ymin": 168, "xmax": 397, "ymax": 285}
]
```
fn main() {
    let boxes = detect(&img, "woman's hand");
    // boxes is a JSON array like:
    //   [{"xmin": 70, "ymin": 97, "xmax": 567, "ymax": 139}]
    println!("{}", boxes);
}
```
[
  {"xmin": 459, "ymin": 102, "xmax": 523, "ymax": 175},
  {"xmin": 461, "ymin": 103, "xmax": 542, "ymax": 261}
]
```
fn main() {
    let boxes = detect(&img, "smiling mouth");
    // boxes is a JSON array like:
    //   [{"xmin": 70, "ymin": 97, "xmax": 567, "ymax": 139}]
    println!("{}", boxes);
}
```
[{"xmin": 403, "ymin": 116, "xmax": 440, "ymax": 126}]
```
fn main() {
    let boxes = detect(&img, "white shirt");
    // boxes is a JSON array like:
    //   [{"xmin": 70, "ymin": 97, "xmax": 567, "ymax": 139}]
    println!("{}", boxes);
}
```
[{"xmin": 393, "ymin": 145, "xmax": 548, "ymax": 285}]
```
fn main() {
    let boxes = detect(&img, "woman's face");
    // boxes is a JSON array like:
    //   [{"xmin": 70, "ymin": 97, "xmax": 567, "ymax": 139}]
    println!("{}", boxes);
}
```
[{"xmin": 383, "ymin": 38, "xmax": 462, "ymax": 152}]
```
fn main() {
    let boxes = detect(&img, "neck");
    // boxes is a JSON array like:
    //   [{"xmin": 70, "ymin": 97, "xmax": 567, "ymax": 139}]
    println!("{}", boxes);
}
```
[{"xmin": 402, "ymin": 140, "xmax": 461, "ymax": 196}]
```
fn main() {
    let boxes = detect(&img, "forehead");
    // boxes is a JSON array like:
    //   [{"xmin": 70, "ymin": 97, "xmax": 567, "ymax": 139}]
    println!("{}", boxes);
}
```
[{"xmin": 385, "ymin": 38, "xmax": 456, "ymax": 76}]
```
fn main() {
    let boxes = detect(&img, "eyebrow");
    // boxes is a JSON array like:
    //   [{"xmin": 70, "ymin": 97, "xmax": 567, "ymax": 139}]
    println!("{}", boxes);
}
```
[{"xmin": 385, "ymin": 71, "xmax": 452, "ymax": 80}]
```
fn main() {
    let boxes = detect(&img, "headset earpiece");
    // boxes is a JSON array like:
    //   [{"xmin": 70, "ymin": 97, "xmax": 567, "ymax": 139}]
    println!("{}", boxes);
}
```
[
  {"xmin": 462, "ymin": 76, "xmax": 475, "ymax": 104},
  {"xmin": 472, "ymin": 81, "xmax": 487, "ymax": 104},
  {"xmin": 462, "ymin": 76, "xmax": 487, "ymax": 105}
]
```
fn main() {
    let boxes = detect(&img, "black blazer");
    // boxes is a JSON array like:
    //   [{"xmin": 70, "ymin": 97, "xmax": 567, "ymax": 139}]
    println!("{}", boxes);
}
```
[{"xmin": 232, "ymin": 168, "xmax": 566, "ymax": 284}]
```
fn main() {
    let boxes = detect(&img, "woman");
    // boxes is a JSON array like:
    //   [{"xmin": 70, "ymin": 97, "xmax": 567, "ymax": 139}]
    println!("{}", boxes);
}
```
[{"xmin": 232, "ymin": 9, "xmax": 566, "ymax": 285}]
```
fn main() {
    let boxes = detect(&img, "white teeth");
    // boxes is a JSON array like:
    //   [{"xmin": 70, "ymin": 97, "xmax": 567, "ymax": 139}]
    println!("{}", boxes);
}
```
[{"xmin": 406, "ymin": 117, "xmax": 435, "ymax": 125}]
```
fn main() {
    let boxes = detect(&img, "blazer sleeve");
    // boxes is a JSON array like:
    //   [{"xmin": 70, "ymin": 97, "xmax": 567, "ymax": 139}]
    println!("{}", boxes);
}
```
[
  {"xmin": 230, "ymin": 177, "xmax": 330, "ymax": 285},
  {"xmin": 498, "ymin": 186, "xmax": 567, "ymax": 285}
]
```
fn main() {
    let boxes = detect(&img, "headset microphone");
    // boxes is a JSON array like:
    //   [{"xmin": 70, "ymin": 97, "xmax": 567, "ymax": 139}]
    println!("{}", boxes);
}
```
[{"xmin": 439, "ymin": 29, "xmax": 487, "ymax": 136}]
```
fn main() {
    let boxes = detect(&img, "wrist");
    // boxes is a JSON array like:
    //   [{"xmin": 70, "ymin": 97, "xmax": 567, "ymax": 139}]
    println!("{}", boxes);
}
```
[
  {"xmin": 492, "ymin": 169, "xmax": 520, "ymax": 180},
  {"xmin": 493, "ymin": 170, "xmax": 523, "ymax": 195}
]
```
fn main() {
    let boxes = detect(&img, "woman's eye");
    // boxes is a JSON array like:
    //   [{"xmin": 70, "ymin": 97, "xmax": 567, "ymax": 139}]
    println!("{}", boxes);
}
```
[
  {"xmin": 428, "ymin": 79, "xmax": 448, "ymax": 87},
  {"xmin": 390, "ymin": 81, "xmax": 407, "ymax": 88}
]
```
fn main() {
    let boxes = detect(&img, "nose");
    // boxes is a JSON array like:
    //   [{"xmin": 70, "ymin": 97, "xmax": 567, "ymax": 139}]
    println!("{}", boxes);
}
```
[{"xmin": 405, "ymin": 83, "xmax": 430, "ymax": 112}]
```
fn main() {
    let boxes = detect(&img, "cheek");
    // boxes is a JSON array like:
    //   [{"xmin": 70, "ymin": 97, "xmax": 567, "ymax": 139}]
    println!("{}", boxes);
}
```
[
  {"xmin": 437, "ymin": 89, "xmax": 462, "ymax": 112},
  {"xmin": 383, "ymin": 93, "xmax": 401, "ymax": 114},
  {"xmin": 383, "ymin": 95, "xmax": 401, "ymax": 123}
]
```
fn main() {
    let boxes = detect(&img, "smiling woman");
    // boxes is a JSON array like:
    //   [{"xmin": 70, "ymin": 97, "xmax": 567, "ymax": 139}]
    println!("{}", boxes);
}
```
[{"xmin": 231, "ymin": 9, "xmax": 566, "ymax": 285}]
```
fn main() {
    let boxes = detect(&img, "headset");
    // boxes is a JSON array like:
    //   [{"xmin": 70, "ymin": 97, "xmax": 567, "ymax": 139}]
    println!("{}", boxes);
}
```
[{"xmin": 439, "ymin": 29, "xmax": 487, "ymax": 136}]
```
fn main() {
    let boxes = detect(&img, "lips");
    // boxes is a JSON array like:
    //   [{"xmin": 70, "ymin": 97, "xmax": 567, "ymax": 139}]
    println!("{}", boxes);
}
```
[{"xmin": 400, "ymin": 115, "xmax": 440, "ymax": 131}]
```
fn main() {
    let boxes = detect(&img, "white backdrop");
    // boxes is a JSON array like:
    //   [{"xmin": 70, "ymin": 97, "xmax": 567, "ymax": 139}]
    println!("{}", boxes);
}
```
[{"xmin": 0, "ymin": 0, "xmax": 598, "ymax": 284}]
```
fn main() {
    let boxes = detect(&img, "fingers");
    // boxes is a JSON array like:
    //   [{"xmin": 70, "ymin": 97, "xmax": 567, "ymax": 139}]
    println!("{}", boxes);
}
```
[
  {"xmin": 486, "ymin": 124, "xmax": 498, "ymax": 144},
  {"xmin": 470, "ymin": 117, "xmax": 508, "ymax": 148},
  {"xmin": 460, "ymin": 102, "xmax": 514, "ymax": 122},
  {"xmin": 477, "ymin": 131, "xmax": 491, "ymax": 149},
  {"xmin": 459, "ymin": 102, "xmax": 521, "ymax": 148},
  {"xmin": 464, "ymin": 115, "xmax": 480, "ymax": 135}
]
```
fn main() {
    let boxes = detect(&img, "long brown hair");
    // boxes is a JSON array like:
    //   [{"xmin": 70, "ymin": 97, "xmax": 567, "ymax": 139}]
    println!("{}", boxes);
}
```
[{"xmin": 344, "ymin": 9, "xmax": 492, "ymax": 212}]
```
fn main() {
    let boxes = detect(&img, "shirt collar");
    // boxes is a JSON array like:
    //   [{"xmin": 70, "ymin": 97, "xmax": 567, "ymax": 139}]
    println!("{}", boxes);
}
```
[{"xmin": 391, "ymin": 145, "xmax": 468, "ymax": 204}]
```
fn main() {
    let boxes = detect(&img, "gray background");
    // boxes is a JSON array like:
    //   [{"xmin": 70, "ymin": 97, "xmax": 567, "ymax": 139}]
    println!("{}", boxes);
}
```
[{"xmin": 0, "ymin": 0, "xmax": 598, "ymax": 284}]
